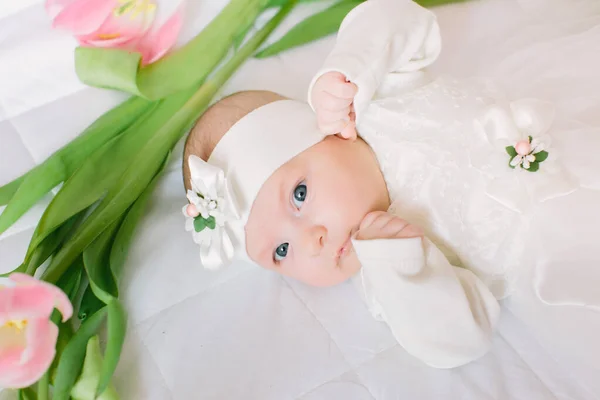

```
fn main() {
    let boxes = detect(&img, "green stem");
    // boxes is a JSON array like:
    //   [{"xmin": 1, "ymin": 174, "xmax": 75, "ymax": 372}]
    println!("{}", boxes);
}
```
[
  {"xmin": 177, "ymin": 0, "xmax": 299, "ymax": 139},
  {"xmin": 137, "ymin": 0, "xmax": 268, "ymax": 99},
  {"xmin": 38, "ymin": 372, "xmax": 49, "ymax": 400}
]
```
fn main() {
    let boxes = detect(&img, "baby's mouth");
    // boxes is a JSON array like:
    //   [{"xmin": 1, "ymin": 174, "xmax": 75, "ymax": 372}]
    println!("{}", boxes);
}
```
[
  {"xmin": 335, "ymin": 227, "xmax": 358, "ymax": 262},
  {"xmin": 337, "ymin": 238, "xmax": 352, "ymax": 259}
]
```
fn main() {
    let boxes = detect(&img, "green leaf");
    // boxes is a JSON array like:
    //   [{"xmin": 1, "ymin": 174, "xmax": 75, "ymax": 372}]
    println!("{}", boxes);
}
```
[
  {"xmin": 527, "ymin": 161, "xmax": 540, "ymax": 172},
  {"xmin": 233, "ymin": 24, "xmax": 254, "ymax": 50},
  {"xmin": 505, "ymin": 146, "xmax": 517, "ymax": 157},
  {"xmin": 0, "ymin": 96, "xmax": 152, "ymax": 236},
  {"xmin": 508, "ymin": 158, "xmax": 517, "ymax": 169},
  {"xmin": 83, "ymin": 218, "xmax": 123, "ymax": 304},
  {"xmin": 109, "ymin": 159, "xmax": 166, "ymax": 282},
  {"xmin": 55, "ymin": 258, "xmax": 84, "ymax": 302},
  {"xmin": 37, "ymin": 371, "xmax": 49, "ymax": 400},
  {"xmin": 26, "ymin": 101, "xmax": 159, "ymax": 256},
  {"xmin": 17, "ymin": 387, "xmax": 37, "ymax": 400},
  {"xmin": 75, "ymin": 0, "xmax": 269, "ymax": 99},
  {"xmin": 256, "ymin": 0, "xmax": 362, "ymax": 58},
  {"xmin": 528, "ymin": 135, "xmax": 533, "ymax": 143},
  {"xmin": 78, "ymin": 285, "xmax": 105, "ymax": 322},
  {"xmin": 53, "ymin": 307, "xmax": 108, "ymax": 400},
  {"xmin": 0, "ymin": 156, "xmax": 66, "ymax": 236},
  {"xmin": 40, "ymin": 147, "xmax": 171, "ymax": 285},
  {"xmin": 51, "ymin": 320, "xmax": 75, "ymax": 385},
  {"xmin": 70, "ymin": 336, "xmax": 119, "ymax": 400},
  {"xmin": 194, "ymin": 217, "xmax": 207, "ymax": 232},
  {"xmin": 535, "ymin": 150, "xmax": 549, "ymax": 162},
  {"xmin": 75, "ymin": 48, "xmax": 143, "ymax": 97},
  {"xmin": 24, "ymin": 210, "xmax": 87, "ymax": 276},
  {"xmin": 96, "ymin": 299, "xmax": 127, "ymax": 397},
  {"xmin": 206, "ymin": 216, "xmax": 216, "ymax": 229},
  {"xmin": 0, "ymin": 175, "xmax": 25, "ymax": 206}
]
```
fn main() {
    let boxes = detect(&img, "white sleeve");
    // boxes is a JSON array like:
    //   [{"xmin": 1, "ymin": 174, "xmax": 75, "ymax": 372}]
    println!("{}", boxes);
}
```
[
  {"xmin": 352, "ymin": 237, "xmax": 501, "ymax": 369},
  {"xmin": 307, "ymin": 0, "xmax": 441, "ymax": 122}
]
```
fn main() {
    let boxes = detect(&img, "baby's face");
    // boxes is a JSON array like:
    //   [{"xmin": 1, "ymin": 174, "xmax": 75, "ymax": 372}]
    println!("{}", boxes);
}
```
[{"xmin": 245, "ymin": 135, "xmax": 389, "ymax": 287}]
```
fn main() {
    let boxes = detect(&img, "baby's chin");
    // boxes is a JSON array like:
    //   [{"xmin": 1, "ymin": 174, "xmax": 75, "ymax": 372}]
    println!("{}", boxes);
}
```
[
  {"xmin": 298, "ymin": 273, "xmax": 350, "ymax": 288},
  {"xmin": 283, "ymin": 262, "xmax": 359, "ymax": 288}
]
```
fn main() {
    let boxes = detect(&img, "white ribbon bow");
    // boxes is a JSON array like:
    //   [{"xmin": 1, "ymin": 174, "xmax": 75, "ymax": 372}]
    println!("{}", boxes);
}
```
[
  {"xmin": 183, "ymin": 155, "xmax": 240, "ymax": 270},
  {"xmin": 470, "ymin": 98, "xmax": 577, "ymax": 213}
]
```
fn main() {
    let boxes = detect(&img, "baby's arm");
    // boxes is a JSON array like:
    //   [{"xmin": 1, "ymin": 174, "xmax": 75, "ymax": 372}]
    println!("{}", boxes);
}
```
[
  {"xmin": 352, "ymin": 212, "xmax": 500, "ymax": 368},
  {"xmin": 309, "ymin": 0, "xmax": 441, "ymax": 132}
]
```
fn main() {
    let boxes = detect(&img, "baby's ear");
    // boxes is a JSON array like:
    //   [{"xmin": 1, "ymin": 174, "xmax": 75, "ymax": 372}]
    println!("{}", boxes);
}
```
[{"xmin": 182, "ymin": 120, "xmax": 213, "ymax": 191}]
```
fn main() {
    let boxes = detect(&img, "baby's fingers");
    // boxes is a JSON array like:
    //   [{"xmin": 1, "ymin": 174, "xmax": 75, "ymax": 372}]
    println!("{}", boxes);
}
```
[
  {"xmin": 319, "ymin": 118, "xmax": 351, "ymax": 136},
  {"xmin": 355, "ymin": 211, "xmax": 391, "ymax": 240},
  {"xmin": 315, "ymin": 91, "xmax": 353, "ymax": 112},
  {"xmin": 317, "ymin": 108, "xmax": 351, "ymax": 125},
  {"xmin": 327, "ymin": 79, "xmax": 358, "ymax": 100},
  {"xmin": 355, "ymin": 212, "xmax": 423, "ymax": 240},
  {"xmin": 338, "ymin": 121, "xmax": 357, "ymax": 141}
]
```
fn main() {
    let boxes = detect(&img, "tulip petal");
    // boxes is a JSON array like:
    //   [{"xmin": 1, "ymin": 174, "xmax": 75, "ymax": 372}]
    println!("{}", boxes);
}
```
[
  {"xmin": 8, "ymin": 274, "xmax": 73, "ymax": 322},
  {"xmin": 0, "ymin": 320, "xmax": 58, "ymax": 389},
  {"xmin": 77, "ymin": 0, "xmax": 156, "ymax": 48},
  {"xmin": 0, "ymin": 286, "xmax": 56, "ymax": 324},
  {"xmin": 22, "ymin": 319, "xmax": 59, "ymax": 364},
  {"xmin": 137, "ymin": 7, "xmax": 183, "ymax": 65},
  {"xmin": 78, "ymin": 35, "xmax": 138, "ymax": 49},
  {"xmin": 52, "ymin": 0, "xmax": 117, "ymax": 36},
  {"xmin": 0, "ymin": 347, "xmax": 24, "ymax": 388},
  {"xmin": 45, "ymin": 0, "xmax": 79, "ymax": 19},
  {"xmin": 11, "ymin": 320, "xmax": 58, "ymax": 389}
]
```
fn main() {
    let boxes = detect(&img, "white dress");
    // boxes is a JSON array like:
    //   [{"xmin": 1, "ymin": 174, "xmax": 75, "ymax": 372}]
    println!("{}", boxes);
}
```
[{"xmin": 309, "ymin": 0, "xmax": 600, "ymax": 367}]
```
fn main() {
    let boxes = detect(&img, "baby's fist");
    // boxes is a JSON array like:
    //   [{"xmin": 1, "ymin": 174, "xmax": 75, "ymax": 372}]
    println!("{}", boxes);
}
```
[
  {"xmin": 355, "ymin": 211, "xmax": 424, "ymax": 241},
  {"xmin": 311, "ymin": 71, "xmax": 358, "ymax": 140}
]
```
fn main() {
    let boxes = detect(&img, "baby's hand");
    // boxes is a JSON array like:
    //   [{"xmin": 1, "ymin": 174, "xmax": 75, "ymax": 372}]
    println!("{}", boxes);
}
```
[
  {"xmin": 311, "ymin": 71, "xmax": 358, "ymax": 140},
  {"xmin": 355, "ymin": 211, "xmax": 424, "ymax": 241}
]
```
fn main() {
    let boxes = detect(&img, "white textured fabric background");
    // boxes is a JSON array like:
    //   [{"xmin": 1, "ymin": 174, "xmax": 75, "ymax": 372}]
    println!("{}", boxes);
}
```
[{"xmin": 1, "ymin": 0, "xmax": 599, "ymax": 399}]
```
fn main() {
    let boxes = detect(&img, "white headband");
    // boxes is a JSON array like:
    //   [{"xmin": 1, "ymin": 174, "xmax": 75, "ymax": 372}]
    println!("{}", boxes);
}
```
[{"xmin": 183, "ymin": 99, "xmax": 325, "ymax": 269}]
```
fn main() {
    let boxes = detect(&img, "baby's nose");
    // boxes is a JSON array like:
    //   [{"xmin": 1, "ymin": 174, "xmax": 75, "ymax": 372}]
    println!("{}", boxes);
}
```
[{"xmin": 302, "ymin": 225, "xmax": 327, "ymax": 256}]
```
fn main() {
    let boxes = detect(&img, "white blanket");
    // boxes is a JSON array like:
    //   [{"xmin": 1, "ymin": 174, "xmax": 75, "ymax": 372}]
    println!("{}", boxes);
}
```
[{"xmin": 1, "ymin": 1, "xmax": 599, "ymax": 399}]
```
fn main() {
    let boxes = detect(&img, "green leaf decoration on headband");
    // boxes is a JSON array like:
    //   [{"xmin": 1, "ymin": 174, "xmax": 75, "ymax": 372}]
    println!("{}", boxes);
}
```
[{"xmin": 194, "ymin": 215, "xmax": 216, "ymax": 233}]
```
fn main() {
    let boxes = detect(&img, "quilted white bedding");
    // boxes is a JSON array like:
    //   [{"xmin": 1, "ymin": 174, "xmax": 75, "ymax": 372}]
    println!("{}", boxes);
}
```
[{"xmin": 1, "ymin": 0, "xmax": 599, "ymax": 399}]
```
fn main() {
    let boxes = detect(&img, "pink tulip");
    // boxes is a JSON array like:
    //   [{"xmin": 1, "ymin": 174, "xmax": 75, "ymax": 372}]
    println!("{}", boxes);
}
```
[
  {"xmin": 0, "ymin": 273, "xmax": 73, "ymax": 389},
  {"xmin": 46, "ymin": 0, "xmax": 184, "ymax": 65}
]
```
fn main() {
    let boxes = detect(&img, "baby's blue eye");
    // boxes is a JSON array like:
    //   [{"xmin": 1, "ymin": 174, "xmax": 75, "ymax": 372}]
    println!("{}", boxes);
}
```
[
  {"xmin": 292, "ymin": 182, "xmax": 307, "ymax": 208},
  {"xmin": 274, "ymin": 243, "xmax": 289, "ymax": 262}
]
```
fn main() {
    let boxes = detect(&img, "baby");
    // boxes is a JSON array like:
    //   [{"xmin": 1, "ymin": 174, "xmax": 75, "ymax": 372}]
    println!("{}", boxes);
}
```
[{"xmin": 181, "ymin": 0, "xmax": 600, "ymax": 368}]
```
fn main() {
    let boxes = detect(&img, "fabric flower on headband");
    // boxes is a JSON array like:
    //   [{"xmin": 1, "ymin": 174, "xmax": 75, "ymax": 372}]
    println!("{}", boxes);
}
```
[
  {"xmin": 183, "ymin": 155, "xmax": 240, "ymax": 269},
  {"xmin": 470, "ymin": 98, "xmax": 577, "ymax": 213}
]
